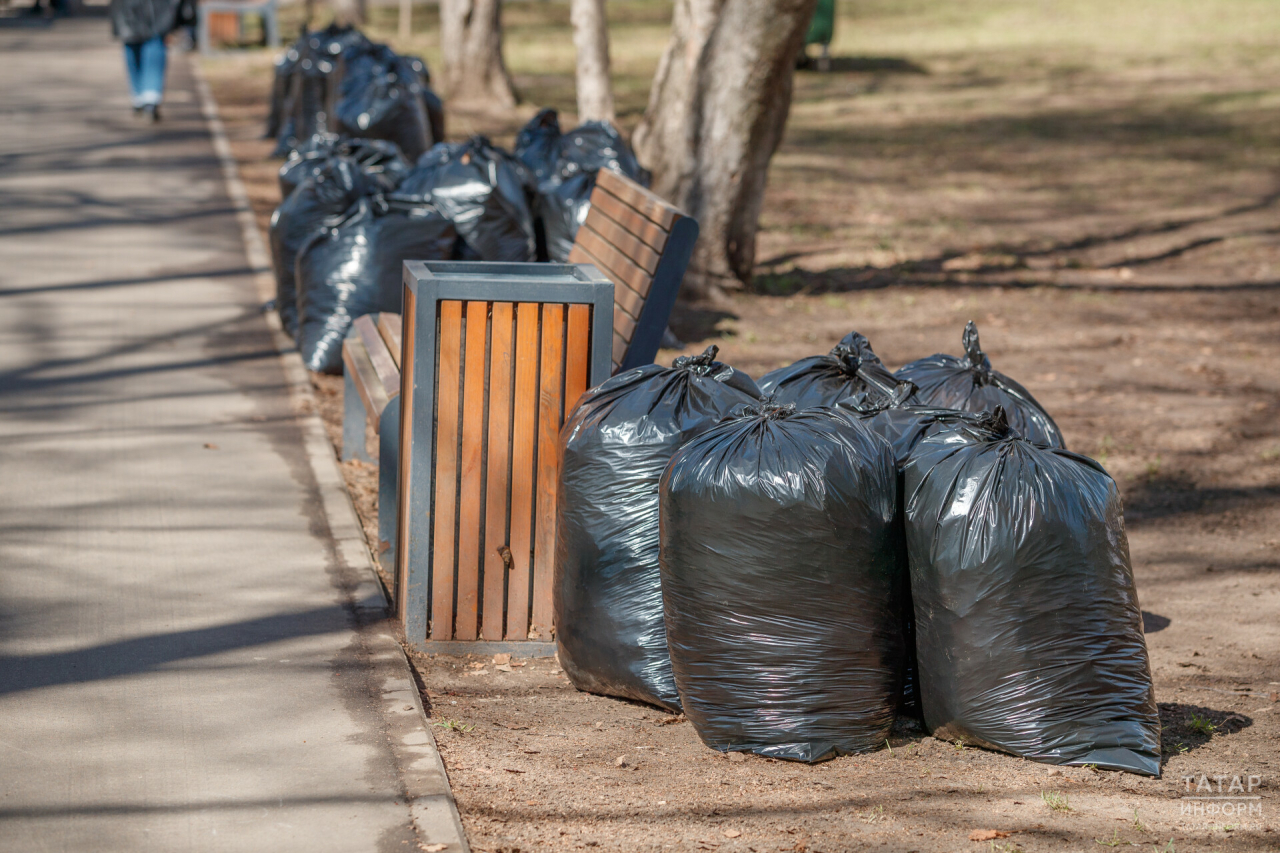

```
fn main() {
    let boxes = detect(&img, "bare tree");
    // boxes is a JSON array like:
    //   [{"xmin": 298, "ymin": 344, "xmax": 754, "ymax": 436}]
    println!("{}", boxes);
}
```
[
  {"xmin": 440, "ymin": 0, "xmax": 518, "ymax": 109},
  {"xmin": 571, "ymin": 0, "xmax": 615, "ymax": 123},
  {"xmin": 633, "ymin": 0, "xmax": 818, "ymax": 301}
]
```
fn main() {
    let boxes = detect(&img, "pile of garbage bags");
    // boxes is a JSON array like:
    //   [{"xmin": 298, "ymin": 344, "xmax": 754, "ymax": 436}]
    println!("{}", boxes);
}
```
[
  {"xmin": 554, "ymin": 324, "xmax": 1161, "ymax": 776},
  {"xmin": 514, "ymin": 109, "xmax": 651, "ymax": 262}
]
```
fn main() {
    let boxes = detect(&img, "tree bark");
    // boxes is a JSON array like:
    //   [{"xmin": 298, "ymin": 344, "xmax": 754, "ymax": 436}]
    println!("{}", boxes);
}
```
[
  {"xmin": 633, "ymin": 0, "xmax": 817, "ymax": 301},
  {"xmin": 330, "ymin": 0, "xmax": 366, "ymax": 27},
  {"xmin": 439, "ymin": 0, "xmax": 518, "ymax": 110},
  {"xmin": 570, "ymin": 0, "xmax": 615, "ymax": 123}
]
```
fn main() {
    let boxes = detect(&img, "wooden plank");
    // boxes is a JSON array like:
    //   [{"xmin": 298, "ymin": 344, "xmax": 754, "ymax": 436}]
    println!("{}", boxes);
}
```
[
  {"xmin": 430, "ymin": 300, "xmax": 463, "ymax": 641},
  {"xmin": 612, "ymin": 330, "xmax": 628, "ymax": 367},
  {"xmin": 395, "ymin": 291, "xmax": 416, "ymax": 626},
  {"xmin": 354, "ymin": 316, "xmax": 400, "ymax": 400},
  {"xmin": 505, "ymin": 302, "xmax": 540, "ymax": 641},
  {"xmin": 571, "ymin": 228, "xmax": 653, "ymax": 298},
  {"xmin": 580, "ymin": 209, "xmax": 661, "ymax": 274},
  {"xmin": 453, "ymin": 301, "xmax": 488, "ymax": 641},
  {"xmin": 378, "ymin": 313, "xmax": 403, "ymax": 368},
  {"xmin": 613, "ymin": 303, "xmax": 638, "ymax": 343},
  {"xmin": 564, "ymin": 304, "xmax": 591, "ymax": 413},
  {"xmin": 531, "ymin": 304, "xmax": 564, "ymax": 638},
  {"xmin": 481, "ymin": 302, "xmax": 514, "ymax": 642},
  {"xmin": 596, "ymin": 169, "xmax": 678, "ymax": 230},
  {"xmin": 342, "ymin": 338, "xmax": 390, "ymax": 426},
  {"xmin": 612, "ymin": 278, "xmax": 645, "ymax": 322},
  {"xmin": 588, "ymin": 188, "xmax": 669, "ymax": 253}
]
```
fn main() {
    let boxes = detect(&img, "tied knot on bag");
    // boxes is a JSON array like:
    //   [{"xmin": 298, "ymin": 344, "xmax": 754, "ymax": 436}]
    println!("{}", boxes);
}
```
[
  {"xmin": 830, "ymin": 343, "xmax": 865, "ymax": 377},
  {"xmin": 962, "ymin": 320, "xmax": 995, "ymax": 387},
  {"xmin": 978, "ymin": 405, "xmax": 1019, "ymax": 440},
  {"xmin": 842, "ymin": 379, "xmax": 917, "ymax": 414},
  {"xmin": 673, "ymin": 345, "xmax": 719, "ymax": 375},
  {"xmin": 743, "ymin": 399, "xmax": 796, "ymax": 420}
]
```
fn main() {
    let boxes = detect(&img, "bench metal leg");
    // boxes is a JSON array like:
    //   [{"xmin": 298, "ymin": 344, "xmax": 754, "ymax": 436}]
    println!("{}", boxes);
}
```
[
  {"xmin": 377, "ymin": 398, "xmax": 400, "ymax": 577},
  {"xmin": 342, "ymin": 369, "xmax": 372, "ymax": 462}
]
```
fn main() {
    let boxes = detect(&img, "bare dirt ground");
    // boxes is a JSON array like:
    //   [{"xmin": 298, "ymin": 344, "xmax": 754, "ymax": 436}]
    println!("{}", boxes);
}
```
[{"xmin": 202, "ymin": 1, "xmax": 1280, "ymax": 849}]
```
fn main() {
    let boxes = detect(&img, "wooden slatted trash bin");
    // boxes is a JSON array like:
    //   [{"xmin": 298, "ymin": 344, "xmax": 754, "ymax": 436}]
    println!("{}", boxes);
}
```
[{"xmin": 396, "ymin": 262, "xmax": 614, "ymax": 655}]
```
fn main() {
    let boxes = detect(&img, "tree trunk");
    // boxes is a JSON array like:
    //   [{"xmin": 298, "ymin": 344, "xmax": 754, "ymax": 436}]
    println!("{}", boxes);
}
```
[
  {"xmin": 439, "ymin": 0, "xmax": 518, "ymax": 110},
  {"xmin": 633, "ymin": 0, "xmax": 817, "ymax": 301},
  {"xmin": 330, "ymin": 0, "xmax": 366, "ymax": 27},
  {"xmin": 570, "ymin": 0, "xmax": 615, "ymax": 123}
]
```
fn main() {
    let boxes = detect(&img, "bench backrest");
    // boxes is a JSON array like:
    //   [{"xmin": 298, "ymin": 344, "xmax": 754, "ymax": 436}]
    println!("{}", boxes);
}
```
[{"xmin": 567, "ymin": 169, "xmax": 698, "ymax": 373}]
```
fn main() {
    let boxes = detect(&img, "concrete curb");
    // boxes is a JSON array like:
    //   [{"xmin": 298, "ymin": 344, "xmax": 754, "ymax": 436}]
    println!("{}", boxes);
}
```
[{"xmin": 191, "ymin": 58, "xmax": 470, "ymax": 853}]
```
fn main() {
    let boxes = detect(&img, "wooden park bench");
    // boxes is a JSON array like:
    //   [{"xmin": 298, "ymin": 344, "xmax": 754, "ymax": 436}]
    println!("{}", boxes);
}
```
[{"xmin": 341, "ymin": 169, "xmax": 698, "ymax": 652}]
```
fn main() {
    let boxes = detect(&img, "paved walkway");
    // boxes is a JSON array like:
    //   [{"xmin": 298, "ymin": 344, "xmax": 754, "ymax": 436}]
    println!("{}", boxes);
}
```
[{"xmin": 0, "ymin": 20, "xmax": 460, "ymax": 852}]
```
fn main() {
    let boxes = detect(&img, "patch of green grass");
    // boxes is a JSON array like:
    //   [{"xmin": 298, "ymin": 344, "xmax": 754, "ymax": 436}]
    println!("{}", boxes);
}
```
[
  {"xmin": 1042, "ymin": 790, "xmax": 1072, "ymax": 813},
  {"xmin": 952, "ymin": 738, "xmax": 966, "ymax": 752},
  {"xmin": 1132, "ymin": 810, "xmax": 1148, "ymax": 832},
  {"xmin": 1097, "ymin": 829, "xmax": 1124, "ymax": 847},
  {"xmin": 431, "ymin": 718, "xmax": 475, "ymax": 733},
  {"xmin": 1188, "ymin": 713, "xmax": 1217, "ymax": 736},
  {"xmin": 859, "ymin": 805, "xmax": 886, "ymax": 824}
]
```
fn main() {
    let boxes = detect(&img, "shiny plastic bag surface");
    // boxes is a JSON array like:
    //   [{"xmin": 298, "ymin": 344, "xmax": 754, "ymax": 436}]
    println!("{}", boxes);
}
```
[
  {"xmin": 554, "ymin": 346, "xmax": 761, "ymax": 712},
  {"xmin": 295, "ymin": 196, "xmax": 457, "ymax": 373},
  {"xmin": 902, "ymin": 408, "xmax": 1160, "ymax": 775},
  {"xmin": 758, "ymin": 330, "xmax": 905, "ymax": 409},
  {"xmin": 278, "ymin": 134, "xmax": 410, "ymax": 199},
  {"xmin": 333, "ymin": 46, "xmax": 435, "ymax": 161},
  {"xmin": 659, "ymin": 403, "xmax": 905, "ymax": 762},
  {"xmin": 400, "ymin": 137, "xmax": 537, "ymax": 262},
  {"xmin": 895, "ymin": 321, "xmax": 1064, "ymax": 448},
  {"xmin": 270, "ymin": 157, "xmax": 376, "ymax": 338}
]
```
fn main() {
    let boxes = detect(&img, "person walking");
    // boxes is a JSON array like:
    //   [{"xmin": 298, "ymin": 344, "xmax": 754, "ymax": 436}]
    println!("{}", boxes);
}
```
[{"xmin": 108, "ymin": 0, "xmax": 194, "ymax": 121}]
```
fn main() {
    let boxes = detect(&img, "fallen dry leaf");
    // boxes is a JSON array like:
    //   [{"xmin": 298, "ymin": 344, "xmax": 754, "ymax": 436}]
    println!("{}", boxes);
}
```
[
  {"xmin": 203, "ymin": 443, "xmax": 219, "ymax": 450},
  {"xmin": 615, "ymin": 755, "xmax": 629, "ymax": 768},
  {"xmin": 493, "ymin": 653, "xmax": 512, "ymax": 665},
  {"xmin": 969, "ymin": 830, "xmax": 1011, "ymax": 841},
  {"xmin": 504, "ymin": 768, "xmax": 525, "ymax": 774},
  {"xmin": 495, "ymin": 663, "xmax": 513, "ymax": 672},
  {"xmin": 723, "ymin": 829, "xmax": 742, "ymax": 838},
  {"xmin": 727, "ymin": 752, "xmax": 747, "ymax": 763},
  {"xmin": 423, "ymin": 845, "xmax": 447, "ymax": 852}
]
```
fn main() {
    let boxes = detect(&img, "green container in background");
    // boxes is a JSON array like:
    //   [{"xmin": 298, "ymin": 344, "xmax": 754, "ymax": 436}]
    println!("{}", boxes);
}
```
[{"xmin": 805, "ymin": 0, "xmax": 835, "ymax": 47}]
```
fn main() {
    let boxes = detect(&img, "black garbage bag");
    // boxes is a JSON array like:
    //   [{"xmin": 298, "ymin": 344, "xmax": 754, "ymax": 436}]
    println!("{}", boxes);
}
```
[
  {"xmin": 759, "ymin": 330, "xmax": 906, "ymax": 409},
  {"xmin": 536, "ymin": 121, "xmax": 650, "ymax": 262},
  {"xmin": 895, "ymin": 321, "xmax": 1065, "ymax": 448},
  {"xmin": 514, "ymin": 108, "xmax": 562, "ymax": 182},
  {"xmin": 333, "ymin": 45, "xmax": 435, "ymax": 161},
  {"xmin": 399, "ymin": 137, "xmax": 537, "ymax": 262},
  {"xmin": 902, "ymin": 407, "xmax": 1160, "ymax": 775},
  {"xmin": 294, "ymin": 195, "xmax": 457, "ymax": 373},
  {"xmin": 266, "ymin": 43, "xmax": 300, "ymax": 141},
  {"xmin": 659, "ymin": 402, "xmax": 906, "ymax": 762},
  {"xmin": 278, "ymin": 134, "xmax": 410, "ymax": 198},
  {"xmin": 555, "ymin": 346, "xmax": 761, "ymax": 713},
  {"xmin": 271, "ymin": 25, "xmax": 372, "ymax": 157},
  {"xmin": 270, "ymin": 157, "xmax": 378, "ymax": 338}
]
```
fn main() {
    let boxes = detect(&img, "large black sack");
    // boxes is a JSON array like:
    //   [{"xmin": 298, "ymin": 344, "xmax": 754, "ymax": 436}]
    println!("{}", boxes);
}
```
[
  {"xmin": 759, "ymin": 330, "xmax": 906, "ymax": 409},
  {"xmin": 270, "ymin": 157, "xmax": 379, "ymax": 338},
  {"xmin": 332, "ymin": 45, "xmax": 435, "ymax": 161},
  {"xmin": 266, "ymin": 43, "xmax": 301, "ymax": 142},
  {"xmin": 278, "ymin": 134, "xmax": 410, "ymax": 199},
  {"xmin": 903, "ymin": 407, "xmax": 1160, "ymax": 775},
  {"xmin": 514, "ymin": 108, "xmax": 562, "ymax": 182},
  {"xmin": 295, "ymin": 196, "xmax": 457, "ymax": 373},
  {"xmin": 271, "ymin": 25, "xmax": 371, "ymax": 157},
  {"xmin": 659, "ymin": 403, "xmax": 906, "ymax": 762},
  {"xmin": 555, "ymin": 346, "xmax": 761, "ymax": 713},
  {"xmin": 536, "ymin": 120, "xmax": 650, "ymax": 262},
  {"xmin": 399, "ymin": 137, "xmax": 537, "ymax": 262},
  {"xmin": 895, "ymin": 321, "xmax": 1064, "ymax": 448}
]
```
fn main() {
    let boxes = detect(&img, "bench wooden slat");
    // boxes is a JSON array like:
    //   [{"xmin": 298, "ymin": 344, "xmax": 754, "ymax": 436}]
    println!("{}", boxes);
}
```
[
  {"xmin": 570, "ymin": 228, "xmax": 653, "ymax": 298},
  {"xmin": 353, "ymin": 315, "xmax": 399, "ymax": 401},
  {"xmin": 596, "ymin": 169, "xmax": 677, "ymax": 231},
  {"xmin": 612, "ymin": 278, "xmax": 645, "ymax": 322},
  {"xmin": 613, "ymin": 303, "xmax": 637, "ymax": 343},
  {"xmin": 378, "ymin": 313, "xmax": 403, "ymax": 368},
  {"xmin": 481, "ymin": 302, "xmax": 514, "ymax": 641},
  {"xmin": 530, "ymin": 304, "xmax": 564, "ymax": 639},
  {"xmin": 579, "ymin": 205, "xmax": 661, "ymax": 275},
  {"xmin": 612, "ymin": 329, "xmax": 628, "ymax": 368},
  {"xmin": 504, "ymin": 302, "xmax": 540, "ymax": 641},
  {"xmin": 565, "ymin": 304, "xmax": 591, "ymax": 413},
  {"xmin": 430, "ymin": 300, "xmax": 463, "ymax": 641},
  {"xmin": 342, "ymin": 336, "xmax": 390, "ymax": 427},
  {"xmin": 589, "ymin": 186, "xmax": 670, "ymax": 254},
  {"xmin": 453, "ymin": 301, "xmax": 488, "ymax": 641}
]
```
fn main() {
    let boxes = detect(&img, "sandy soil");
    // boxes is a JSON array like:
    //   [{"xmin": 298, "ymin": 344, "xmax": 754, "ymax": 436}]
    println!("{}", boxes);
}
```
[{"xmin": 200, "ymin": 3, "xmax": 1280, "ymax": 847}]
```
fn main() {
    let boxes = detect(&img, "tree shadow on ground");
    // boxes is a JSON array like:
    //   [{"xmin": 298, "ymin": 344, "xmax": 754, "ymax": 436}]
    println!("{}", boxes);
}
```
[
  {"xmin": 1158, "ymin": 703, "xmax": 1253, "ymax": 761},
  {"xmin": 797, "ymin": 55, "xmax": 929, "ymax": 75}
]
